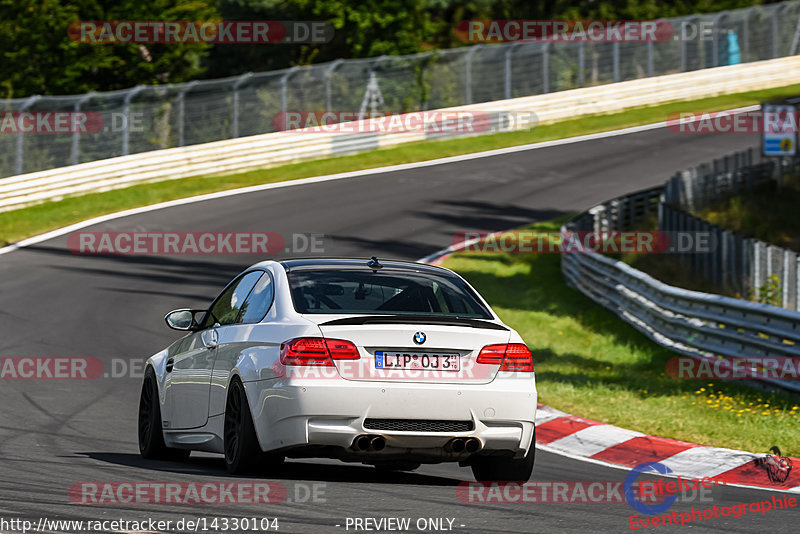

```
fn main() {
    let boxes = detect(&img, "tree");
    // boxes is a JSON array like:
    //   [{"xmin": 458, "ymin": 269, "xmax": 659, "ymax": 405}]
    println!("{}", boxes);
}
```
[{"xmin": 0, "ymin": 0, "xmax": 219, "ymax": 98}]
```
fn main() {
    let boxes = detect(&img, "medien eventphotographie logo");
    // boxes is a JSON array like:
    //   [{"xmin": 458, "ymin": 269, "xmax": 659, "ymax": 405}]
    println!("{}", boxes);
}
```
[{"xmin": 624, "ymin": 462, "xmax": 728, "ymax": 515}]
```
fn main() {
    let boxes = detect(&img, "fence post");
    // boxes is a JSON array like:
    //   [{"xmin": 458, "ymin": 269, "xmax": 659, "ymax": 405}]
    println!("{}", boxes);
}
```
[
  {"xmin": 71, "ymin": 92, "xmax": 94, "ymax": 165},
  {"xmin": 176, "ymin": 81, "xmax": 197, "ymax": 147},
  {"xmin": 504, "ymin": 44, "xmax": 521, "ymax": 100},
  {"xmin": 231, "ymin": 72, "xmax": 253, "ymax": 139},
  {"xmin": 692, "ymin": 216, "xmax": 699, "ymax": 273},
  {"xmin": 15, "ymin": 95, "xmax": 40, "ymax": 175},
  {"xmin": 782, "ymin": 249, "xmax": 791, "ymax": 309},
  {"xmin": 711, "ymin": 13, "xmax": 726, "ymax": 67},
  {"xmin": 612, "ymin": 41, "xmax": 620, "ymax": 82},
  {"xmin": 743, "ymin": 238, "xmax": 751, "ymax": 298},
  {"xmin": 121, "ymin": 85, "xmax": 145, "ymax": 156},
  {"xmin": 719, "ymin": 228, "xmax": 728, "ymax": 290},
  {"xmin": 464, "ymin": 46, "xmax": 482, "ymax": 104},
  {"xmin": 680, "ymin": 20, "xmax": 688, "ymax": 71},
  {"xmin": 578, "ymin": 42, "xmax": 585, "ymax": 87},
  {"xmin": 791, "ymin": 10, "xmax": 800, "ymax": 55},
  {"xmin": 797, "ymin": 257, "xmax": 800, "ymax": 311},
  {"xmin": 771, "ymin": 6, "xmax": 780, "ymax": 58},
  {"xmin": 324, "ymin": 59, "xmax": 344, "ymax": 112},
  {"xmin": 280, "ymin": 66, "xmax": 300, "ymax": 115},
  {"xmin": 742, "ymin": 9, "xmax": 750, "ymax": 62},
  {"xmin": 647, "ymin": 40, "xmax": 654, "ymax": 77},
  {"xmin": 703, "ymin": 221, "xmax": 711, "ymax": 281},
  {"xmin": 542, "ymin": 42, "xmax": 551, "ymax": 93}
]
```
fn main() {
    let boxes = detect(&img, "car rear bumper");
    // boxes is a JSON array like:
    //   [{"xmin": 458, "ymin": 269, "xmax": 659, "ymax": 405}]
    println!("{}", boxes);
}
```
[{"xmin": 245, "ymin": 376, "xmax": 536, "ymax": 461}]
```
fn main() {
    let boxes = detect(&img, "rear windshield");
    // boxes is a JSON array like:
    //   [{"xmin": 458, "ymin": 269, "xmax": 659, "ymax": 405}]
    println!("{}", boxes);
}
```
[{"xmin": 287, "ymin": 269, "xmax": 493, "ymax": 318}]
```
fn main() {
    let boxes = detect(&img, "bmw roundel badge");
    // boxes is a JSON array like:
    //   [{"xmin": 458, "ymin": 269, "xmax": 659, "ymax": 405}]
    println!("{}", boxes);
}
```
[{"xmin": 413, "ymin": 332, "xmax": 426, "ymax": 345}]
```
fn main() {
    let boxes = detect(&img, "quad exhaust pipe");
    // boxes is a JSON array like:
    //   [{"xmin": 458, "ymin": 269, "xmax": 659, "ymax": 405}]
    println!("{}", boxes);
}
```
[
  {"xmin": 465, "ymin": 437, "xmax": 481, "ymax": 453},
  {"xmin": 447, "ymin": 437, "xmax": 481, "ymax": 453},
  {"xmin": 355, "ymin": 435, "xmax": 480, "ymax": 453},
  {"xmin": 354, "ymin": 434, "xmax": 387, "ymax": 451}
]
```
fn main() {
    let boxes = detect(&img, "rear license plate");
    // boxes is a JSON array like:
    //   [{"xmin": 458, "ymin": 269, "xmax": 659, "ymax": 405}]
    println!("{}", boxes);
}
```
[{"xmin": 374, "ymin": 351, "xmax": 460, "ymax": 371}]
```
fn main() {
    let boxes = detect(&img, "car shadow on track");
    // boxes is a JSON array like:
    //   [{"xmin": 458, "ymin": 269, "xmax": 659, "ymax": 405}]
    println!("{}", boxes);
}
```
[{"xmin": 79, "ymin": 452, "xmax": 462, "ymax": 486}]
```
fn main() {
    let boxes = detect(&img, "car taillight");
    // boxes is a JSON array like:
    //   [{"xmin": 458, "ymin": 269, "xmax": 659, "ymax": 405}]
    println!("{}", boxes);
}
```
[
  {"xmin": 476, "ymin": 343, "xmax": 533, "ymax": 372},
  {"xmin": 280, "ymin": 337, "xmax": 360, "ymax": 366}
]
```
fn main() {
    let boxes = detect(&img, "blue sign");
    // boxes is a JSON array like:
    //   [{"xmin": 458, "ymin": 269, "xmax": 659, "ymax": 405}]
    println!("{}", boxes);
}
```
[{"xmin": 624, "ymin": 462, "xmax": 677, "ymax": 515}]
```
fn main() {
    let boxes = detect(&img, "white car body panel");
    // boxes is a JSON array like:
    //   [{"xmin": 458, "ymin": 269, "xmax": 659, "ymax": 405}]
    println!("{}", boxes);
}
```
[{"xmin": 146, "ymin": 259, "xmax": 537, "ymax": 464}]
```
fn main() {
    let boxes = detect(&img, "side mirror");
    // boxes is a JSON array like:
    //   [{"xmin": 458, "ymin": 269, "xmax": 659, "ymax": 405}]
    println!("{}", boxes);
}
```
[{"xmin": 164, "ymin": 309, "xmax": 200, "ymax": 331}]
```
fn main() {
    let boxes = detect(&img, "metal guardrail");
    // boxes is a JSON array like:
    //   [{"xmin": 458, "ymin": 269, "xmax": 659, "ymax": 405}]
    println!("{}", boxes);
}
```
[
  {"xmin": 562, "ymin": 243, "xmax": 800, "ymax": 393},
  {"xmin": 562, "ymin": 167, "xmax": 800, "ymax": 394},
  {"xmin": 2, "ymin": 0, "xmax": 800, "ymax": 178}
]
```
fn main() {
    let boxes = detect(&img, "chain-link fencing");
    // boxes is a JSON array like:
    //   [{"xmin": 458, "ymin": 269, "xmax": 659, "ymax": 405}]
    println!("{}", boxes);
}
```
[{"xmin": 2, "ymin": 1, "xmax": 800, "ymax": 178}]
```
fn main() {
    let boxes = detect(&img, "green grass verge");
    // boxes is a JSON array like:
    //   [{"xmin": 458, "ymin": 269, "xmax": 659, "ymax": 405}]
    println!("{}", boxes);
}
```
[
  {"xmin": 4, "ymin": 83, "xmax": 800, "ymax": 246},
  {"xmin": 442, "ymin": 218, "xmax": 800, "ymax": 456}
]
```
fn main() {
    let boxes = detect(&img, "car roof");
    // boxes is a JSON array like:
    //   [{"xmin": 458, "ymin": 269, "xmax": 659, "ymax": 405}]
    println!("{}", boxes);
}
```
[{"xmin": 277, "ymin": 257, "xmax": 456, "ymax": 276}]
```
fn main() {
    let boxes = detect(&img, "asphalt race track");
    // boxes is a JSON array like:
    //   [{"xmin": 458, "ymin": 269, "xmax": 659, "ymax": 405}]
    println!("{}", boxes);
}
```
[{"xmin": 0, "ymin": 127, "xmax": 795, "ymax": 533}]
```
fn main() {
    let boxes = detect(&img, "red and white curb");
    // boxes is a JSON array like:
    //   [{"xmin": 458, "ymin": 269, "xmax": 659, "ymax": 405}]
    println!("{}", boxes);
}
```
[
  {"xmin": 534, "ymin": 403, "xmax": 799, "ymax": 493},
  {"xmin": 421, "ymin": 242, "xmax": 798, "ymax": 494}
]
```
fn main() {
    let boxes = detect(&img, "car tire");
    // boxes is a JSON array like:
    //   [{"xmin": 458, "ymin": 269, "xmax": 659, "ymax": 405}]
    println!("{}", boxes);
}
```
[
  {"xmin": 470, "ymin": 432, "xmax": 535, "ymax": 482},
  {"xmin": 224, "ymin": 378, "xmax": 264, "ymax": 474},
  {"xmin": 138, "ymin": 367, "xmax": 190, "ymax": 461}
]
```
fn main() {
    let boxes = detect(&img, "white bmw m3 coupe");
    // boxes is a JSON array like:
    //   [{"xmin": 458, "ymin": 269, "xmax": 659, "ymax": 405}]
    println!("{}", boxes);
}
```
[{"xmin": 138, "ymin": 258, "xmax": 537, "ymax": 481}]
